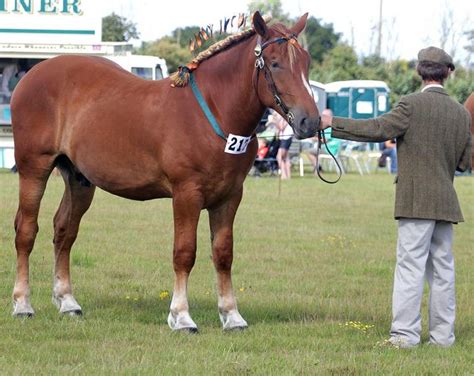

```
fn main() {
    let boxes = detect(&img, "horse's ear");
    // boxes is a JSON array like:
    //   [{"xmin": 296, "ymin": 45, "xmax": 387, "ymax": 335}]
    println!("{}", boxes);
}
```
[
  {"xmin": 252, "ymin": 11, "xmax": 268, "ymax": 38},
  {"xmin": 290, "ymin": 13, "xmax": 309, "ymax": 36}
]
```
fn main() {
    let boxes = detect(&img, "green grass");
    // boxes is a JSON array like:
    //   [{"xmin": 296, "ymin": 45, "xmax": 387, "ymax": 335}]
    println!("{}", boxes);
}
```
[{"xmin": 0, "ymin": 171, "xmax": 473, "ymax": 375}]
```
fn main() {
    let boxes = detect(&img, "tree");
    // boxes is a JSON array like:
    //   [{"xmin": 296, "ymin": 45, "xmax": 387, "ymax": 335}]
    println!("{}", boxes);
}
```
[
  {"xmin": 305, "ymin": 17, "xmax": 340, "ymax": 64},
  {"xmin": 385, "ymin": 60, "xmax": 420, "ymax": 105},
  {"xmin": 139, "ymin": 38, "xmax": 192, "ymax": 73},
  {"xmin": 361, "ymin": 54, "xmax": 389, "ymax": 82},
  {"xmin": 172, "ymin": 26, "xmax": 202, "ymax": 49},
  {"xmin": 310, "ymin": 44, "xmax": 362, "ymax": 82},
  {"xmin": 464, "ymin": 29, "xmax": 474, "ymax": 67},
  {"xmin": 445, "ymin": 66, "xmax": 474, "ymax": 104},
  {"xmin": 247, "ymin": 0, "xmax": 290, "ymax": 23},
  {"xmin": 102, "ymin": 13, "xmax": 139, "ymax": 42}
]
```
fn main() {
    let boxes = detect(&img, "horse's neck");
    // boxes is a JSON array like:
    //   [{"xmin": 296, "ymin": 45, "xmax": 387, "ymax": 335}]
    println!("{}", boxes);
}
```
[{"xmin": 198, "ymin": 36, "xmax": 265, "ymax": 136}]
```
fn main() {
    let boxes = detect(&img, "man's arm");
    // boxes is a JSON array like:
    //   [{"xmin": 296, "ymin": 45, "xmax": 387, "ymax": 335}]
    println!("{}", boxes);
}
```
[
  {"xmin": 321, "ymin": 98, "xmax": 412, "ymax": 142},
  {"xmin": 456, "ymin": 121, "xmax": 472, "ymax": 172}
]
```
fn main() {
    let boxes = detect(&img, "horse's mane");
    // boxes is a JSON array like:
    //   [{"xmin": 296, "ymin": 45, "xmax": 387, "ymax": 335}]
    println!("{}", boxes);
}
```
[{"xmin": 170, "ymin": 15, "xmax": 272, "ymax": 87}]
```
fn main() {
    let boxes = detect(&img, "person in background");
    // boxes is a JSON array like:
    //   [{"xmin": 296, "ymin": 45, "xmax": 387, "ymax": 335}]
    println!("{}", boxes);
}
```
[
  {"xmin": 8, "ymin": 70, "xmax": 26, "ymax": 93},
  {"xmin": 252, "ymin": 111, "xmax": 279, "ymax": 176},
  {"xmin": 378, "ymin": 139, "xmax": 397, "ymax": 174},
  {"xmin": 320, "ymin": 46, "xmax": 472, "ymax": 348},
  {"xmin": 0, "ymin": 62, "xmax": 17, "ymax": 99},
  {"xmin": 306, "ymin": 109, "xmax": 341, "ymax": 174},
  {"xmin": 275, "ymin": 112, "xmax": 293, "ymax": 179},
  {"xmin": 257, "ymin": 112, "xmax": 278, "ymax": 149}
]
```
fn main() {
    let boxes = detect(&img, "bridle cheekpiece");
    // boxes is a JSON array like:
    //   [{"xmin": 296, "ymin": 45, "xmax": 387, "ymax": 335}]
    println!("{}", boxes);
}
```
[{"xmin": 254, "ymin": 34, "xmax": 298, "ymax": 126}]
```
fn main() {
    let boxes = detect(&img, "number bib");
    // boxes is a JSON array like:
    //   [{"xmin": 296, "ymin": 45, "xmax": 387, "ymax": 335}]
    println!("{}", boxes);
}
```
[{"xmin": 224, "ymin": 134, "xmax": 252, "ymax": 155}]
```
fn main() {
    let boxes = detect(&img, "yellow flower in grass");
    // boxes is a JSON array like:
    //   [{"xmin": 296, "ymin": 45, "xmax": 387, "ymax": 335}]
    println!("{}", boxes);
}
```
[
  {"xmin": 339, "ymin": 321, "xmax": 375, "ymax": 333},
  {"xmin": 239, "ymin": 287, "xmax": 245, "ymax": 292},
  {"xmin": 159, "ymin": 290, "xmax": 170, "ymax": 300}
]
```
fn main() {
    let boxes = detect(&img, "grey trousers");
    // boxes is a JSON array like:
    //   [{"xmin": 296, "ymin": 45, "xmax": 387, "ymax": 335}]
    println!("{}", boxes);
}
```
[{"xmin": 390, "ymin": 219, "xmax": 455, "ymax": 347}]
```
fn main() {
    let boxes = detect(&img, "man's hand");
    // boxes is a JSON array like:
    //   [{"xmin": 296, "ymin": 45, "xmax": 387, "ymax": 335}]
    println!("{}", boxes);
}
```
[{"xmin": 320, "ymin": 109, "xmax": 333, "ymax": 130}]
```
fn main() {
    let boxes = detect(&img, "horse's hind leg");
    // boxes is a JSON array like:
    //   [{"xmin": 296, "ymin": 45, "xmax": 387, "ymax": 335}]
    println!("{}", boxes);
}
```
[
  {"xmin": 52, "ymin": 164, "xmax": 95, "ymax": 315},
  {"xmin": 208, "ymin": 189, "xmax": 248, "ymax": 331},
  {"xmin": 13, "ymin": 157, "xmax": 53, "ymax": 317}
]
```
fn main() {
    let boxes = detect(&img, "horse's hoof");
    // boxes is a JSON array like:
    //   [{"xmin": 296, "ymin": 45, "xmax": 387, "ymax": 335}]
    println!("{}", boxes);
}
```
[
  {"xmin": 13, "ymin": 312, "xmax": 34, "ymax": 319},
  {"xmin": 62, "ymin": 309, "xmax": 83, "ymax": 317},
  {"xmin": 167, "ymin": 311, "xmax": 198, "ymax": 332},
  {"xmin": 53, "ymin": 294, "xmax": 82, "ymax": 315},
  {"xmin": 220, "ymin": 310, "xmax": 248, "ymax": 331},
  {"xmin": 224, "ymin": 325, "xmax": 248, "ymax": 332},
  {"xmin": 178, "ymin": 327, "xmax": 199, "ymax": 334},
  {"xmin": 12, "ymin": 301, "xmax": 35, "ymax": 318}
]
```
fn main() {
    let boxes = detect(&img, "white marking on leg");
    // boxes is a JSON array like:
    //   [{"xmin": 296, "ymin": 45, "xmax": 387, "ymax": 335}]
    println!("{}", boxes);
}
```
[
  {"xmin": 52, "ymin": 294, "xmax": 82, "ymax": 314},
  {"xmin": 218, "ymin": 290, "xmax": 248, "ymax": 330},
  {"xmin": 52, "ymin": 278, "xmax": 82, "ymax": 314},
  {"xmin": 168, "ymin": 276, "xmax": 197, "ymax": 331},
  {"xmin": 219, "ymin": 308, "xmax": 248, "ymax": 331},
  {"xmin": 12, "ymin": 296, "xmax": 35, "ymax": 317},
  {"xmin": 12, "ymin": 282, "xmax": 35, "ymax": 317}
]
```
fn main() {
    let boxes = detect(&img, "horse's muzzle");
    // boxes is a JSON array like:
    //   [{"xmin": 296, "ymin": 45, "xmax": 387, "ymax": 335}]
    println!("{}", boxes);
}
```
[{"xmin": 291, "ymin": 111, "xmax": 320, "ymax": 139}]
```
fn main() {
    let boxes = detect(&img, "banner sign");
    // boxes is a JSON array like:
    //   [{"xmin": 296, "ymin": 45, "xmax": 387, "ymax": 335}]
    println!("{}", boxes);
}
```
[{"xmin": 0, "ymin": 0, "xmax": 101, "ymax": 44}]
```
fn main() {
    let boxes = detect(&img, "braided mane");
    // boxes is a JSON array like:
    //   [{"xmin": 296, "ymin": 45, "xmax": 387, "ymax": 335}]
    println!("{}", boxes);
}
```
[{"xmin": 170, "ymin": 16, "xmax": 272, "ymax": 87}]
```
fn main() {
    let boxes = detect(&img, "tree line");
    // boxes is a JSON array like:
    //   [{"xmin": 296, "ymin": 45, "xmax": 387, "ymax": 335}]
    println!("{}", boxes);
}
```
[{"xmin": 102, "ymin": 3, "xmax": 473, "ymax": 105}]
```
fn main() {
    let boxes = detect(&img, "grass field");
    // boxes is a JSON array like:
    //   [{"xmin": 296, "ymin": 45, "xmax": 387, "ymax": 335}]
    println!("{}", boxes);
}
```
[{"xmin": 0, "ymin": 170, "xmax": 473, "ymax": 375}]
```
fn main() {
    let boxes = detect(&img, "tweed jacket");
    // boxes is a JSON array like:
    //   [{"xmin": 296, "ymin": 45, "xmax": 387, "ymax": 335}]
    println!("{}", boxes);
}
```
[{"xmin": 331, "ymin": 87, "xmax": 472, "ymax": 223}]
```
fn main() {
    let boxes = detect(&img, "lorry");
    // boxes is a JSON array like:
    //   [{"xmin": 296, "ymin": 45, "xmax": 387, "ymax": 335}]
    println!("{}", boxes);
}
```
[{"xmin": 0, "ymin": 0, "xmax": 168, "ymax": 169}]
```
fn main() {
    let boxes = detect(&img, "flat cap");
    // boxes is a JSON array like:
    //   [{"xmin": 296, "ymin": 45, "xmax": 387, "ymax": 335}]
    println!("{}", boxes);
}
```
[{"xmin": 418, "ymin": 46, "xmax": 455, "ymax": 71}]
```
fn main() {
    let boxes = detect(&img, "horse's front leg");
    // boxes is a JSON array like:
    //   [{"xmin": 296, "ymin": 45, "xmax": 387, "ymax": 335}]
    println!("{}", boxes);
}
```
[
  {"xmin": 208, "ymin": 188, "xmax": 248, "ymax": 331},
  {"xmin": 168, "ymin": 190, "xmax": 203, "ymax": 333}
]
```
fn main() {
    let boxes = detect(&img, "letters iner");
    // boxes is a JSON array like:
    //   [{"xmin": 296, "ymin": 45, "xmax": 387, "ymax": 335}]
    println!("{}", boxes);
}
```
[{"xmin": 0, "ymin": 0, "xmax": 82, "ymax": 14}]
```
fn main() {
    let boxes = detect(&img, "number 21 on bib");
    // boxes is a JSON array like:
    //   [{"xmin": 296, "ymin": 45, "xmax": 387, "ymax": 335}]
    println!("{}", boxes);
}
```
[{"xmin": 225, "ymin": 134, "xmax": 252, "ymax": 155}]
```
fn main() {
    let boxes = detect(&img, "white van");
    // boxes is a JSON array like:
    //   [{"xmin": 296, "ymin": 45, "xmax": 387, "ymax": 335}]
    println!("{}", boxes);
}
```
[{"xmin": 106, "ymin": 55, "xmax": 168, "ymax": 81}]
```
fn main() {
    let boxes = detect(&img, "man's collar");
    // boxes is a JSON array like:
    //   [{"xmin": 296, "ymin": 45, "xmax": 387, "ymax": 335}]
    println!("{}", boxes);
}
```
[{"xmin": 421, "ymin": 84, "xmax": 444, "ymax": 92}]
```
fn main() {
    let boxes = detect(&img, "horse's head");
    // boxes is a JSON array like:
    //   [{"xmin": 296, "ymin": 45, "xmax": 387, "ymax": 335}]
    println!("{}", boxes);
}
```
[{"xmin": 252, "ymin": 12, "xmax": 319, "ymax": 139}]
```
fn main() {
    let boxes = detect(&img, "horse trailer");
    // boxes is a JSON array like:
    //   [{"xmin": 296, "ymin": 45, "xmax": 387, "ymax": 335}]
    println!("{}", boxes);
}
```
[
  {"xmin": 309, "ymin": 80, "xmax": 327, "ymax": 111},
  {"xmin": 325, "ymin": 80, "xmax": 390, "ymax": 119}
]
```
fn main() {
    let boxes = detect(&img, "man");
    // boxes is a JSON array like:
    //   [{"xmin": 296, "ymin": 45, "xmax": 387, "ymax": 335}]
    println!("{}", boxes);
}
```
[
  {"xmin": 378, "ymin": 139, "xmax": 397, "ymax": 174},
  {"xmin": 0, "ymin": 62, "xmax": 18, "ymax": 97},
  {"xmin": 321, "ymin": 46, "xmax": 472, "ymax": 348}
]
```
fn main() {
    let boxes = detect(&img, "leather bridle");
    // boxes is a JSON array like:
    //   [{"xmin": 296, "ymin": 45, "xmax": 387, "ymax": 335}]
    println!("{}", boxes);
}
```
[
  {"xmin": 253, "ymin": 35, "xmax": 342, "ymax": 184},
  {"xmin": 254, "ymin": 34, "xmax": 297, "ymax": 126}
]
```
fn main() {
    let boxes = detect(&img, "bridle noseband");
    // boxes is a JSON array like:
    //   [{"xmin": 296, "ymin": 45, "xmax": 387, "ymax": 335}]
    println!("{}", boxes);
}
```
[{"xmin": 254, "ymin": 35, "xmax": 296, "ymax": 126}]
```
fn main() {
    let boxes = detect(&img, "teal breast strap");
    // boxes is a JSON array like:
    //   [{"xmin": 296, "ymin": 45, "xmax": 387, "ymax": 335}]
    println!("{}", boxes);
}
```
[{"xmin": 189, "ymin": 72, "xmax": 227, "ymax": 141}]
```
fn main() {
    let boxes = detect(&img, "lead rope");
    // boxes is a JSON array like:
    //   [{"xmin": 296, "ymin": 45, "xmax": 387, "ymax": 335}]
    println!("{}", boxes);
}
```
[{"xmin": 315, "ymin": 130, "xmax": 342, "ymax": 184}]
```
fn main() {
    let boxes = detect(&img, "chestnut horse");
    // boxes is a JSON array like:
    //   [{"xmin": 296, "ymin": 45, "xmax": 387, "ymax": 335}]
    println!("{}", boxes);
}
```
[
  {"xmin": 464, "ymin": 93, "xmax": 474, "ymax": 168},
  {"xmin": 10, "ymin": 12, "xmax": 320, "ymax": 331}
]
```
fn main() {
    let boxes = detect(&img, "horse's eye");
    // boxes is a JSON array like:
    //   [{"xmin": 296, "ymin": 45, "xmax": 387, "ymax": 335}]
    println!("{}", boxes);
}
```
[{"xmin": 271, "ymin": 61, "xmax": 279, "ymax": 69}]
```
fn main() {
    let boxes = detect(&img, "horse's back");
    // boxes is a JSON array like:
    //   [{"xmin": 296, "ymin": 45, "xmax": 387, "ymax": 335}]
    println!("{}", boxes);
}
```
[
  {"xmin": 12, "ymin": 55, "xmax": 135, "ymax": 138},
  {"xmin": 11, "ymin": 56, "xmax": 155, "ymax": 163}
]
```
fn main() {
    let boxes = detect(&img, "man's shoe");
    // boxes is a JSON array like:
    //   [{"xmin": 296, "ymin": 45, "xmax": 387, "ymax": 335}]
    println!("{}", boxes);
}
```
[{"xmin": 377, "ymin": 337, "xmax": 418, "ymax": 349}]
